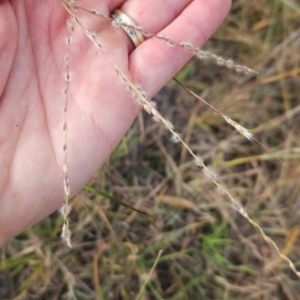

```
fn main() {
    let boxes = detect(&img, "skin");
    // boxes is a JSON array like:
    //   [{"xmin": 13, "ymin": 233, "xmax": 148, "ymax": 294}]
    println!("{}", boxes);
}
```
[{"xmin": 0, "ymin": 0, "xmax": 231, "ymax": 245}]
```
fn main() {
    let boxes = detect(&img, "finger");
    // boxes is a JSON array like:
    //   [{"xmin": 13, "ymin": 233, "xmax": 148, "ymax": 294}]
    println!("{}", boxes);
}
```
[
  {"xmin": 60, "ymin": 0, "xmax": 125, "ymax": 35},
  {"xmin": 0, "ymin": 1, "xmax": 17, "ymax": 97},
  {"xmin": 106, "ymin": 0, "xmax": 126, "ymax": 11},
  {"xmin": 114, "ymin": 0, "xmax": 192, "ymax": 53},
  {"xmin": 129, "ymin": 0, "xmax": 232, "ymax": 97},
  {"xmin": 73, "ymin": 0, "xmax": 126, "ymax": 12}
]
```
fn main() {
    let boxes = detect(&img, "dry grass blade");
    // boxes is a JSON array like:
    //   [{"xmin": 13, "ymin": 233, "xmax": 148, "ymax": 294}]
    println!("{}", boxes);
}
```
[
  {"xmin": 157, "ymin": 195, "xmax": 200, "ymax": 212},
  {"xmin": 135, "ymin": 250, "xmax": 163, "ymax": 300}
]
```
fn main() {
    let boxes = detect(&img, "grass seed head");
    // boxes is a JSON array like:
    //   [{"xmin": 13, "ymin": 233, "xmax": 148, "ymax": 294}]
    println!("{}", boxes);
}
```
[{"xmin": 61, "ymin": 223, "xmax": 72, "ymax": 248}]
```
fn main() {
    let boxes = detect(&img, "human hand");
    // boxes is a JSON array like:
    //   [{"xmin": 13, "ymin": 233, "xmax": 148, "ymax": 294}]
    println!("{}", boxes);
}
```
[{"xmin": 0, "ymin": 0, "xmax": 231, "ymax": 245}]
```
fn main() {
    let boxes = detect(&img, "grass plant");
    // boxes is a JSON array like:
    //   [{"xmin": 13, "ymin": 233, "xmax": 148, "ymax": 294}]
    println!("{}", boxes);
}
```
[{"xmin": 1, "ymin": 0, "xmax": 300, "ymax": 299}]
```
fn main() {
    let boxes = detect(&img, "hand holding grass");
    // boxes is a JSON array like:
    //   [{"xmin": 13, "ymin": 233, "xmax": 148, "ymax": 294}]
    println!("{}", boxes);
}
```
[{"xmin": 0, "ymin": 0, "xmax": 232, "ymax": 244}]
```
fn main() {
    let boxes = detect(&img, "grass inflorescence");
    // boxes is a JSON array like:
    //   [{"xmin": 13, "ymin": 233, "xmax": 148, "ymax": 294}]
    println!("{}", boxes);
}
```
[{"xmin": 2, "ymin": 0, "xmax": 300, "ymax": 299}]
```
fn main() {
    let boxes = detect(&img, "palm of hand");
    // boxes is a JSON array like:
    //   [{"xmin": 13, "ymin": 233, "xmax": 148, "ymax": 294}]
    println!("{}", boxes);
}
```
[{"xmin": 0, "ymin": 0, "xmax": 230, "ymax": 244}]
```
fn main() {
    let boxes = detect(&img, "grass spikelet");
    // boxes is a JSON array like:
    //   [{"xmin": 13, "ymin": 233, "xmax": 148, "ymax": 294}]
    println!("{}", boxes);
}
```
[
  {"xmin": 179, "ymin": 42, "xmax": 193, "ymax": 50},
  {"xmin": 166, "ymin": 39, "xmax": 176, "ymax": 47},
  {"xmin": 61, "ymin": 223, "xmax": 72, "ymax": 248},
  {"xmin": 68, "ymin": 0, "xmax": 78, "ymax": 9},
  {"xmin": 194, "ymin": 156, "xmax": 204, "ymax": 167},
  {"xmin": 223, "ymin": 116, "xmax": 254, "ymax": 141},
  {"xmin": 60, "ymin": 204, "xmax": 71, "ymax": 217},
  {"xmin": 170, "ymin": 132, "xmax": 181, "ymax": 143},
  {"xmin": 203, "ymin": 166, "xmax": 218, "ymax": 181}
]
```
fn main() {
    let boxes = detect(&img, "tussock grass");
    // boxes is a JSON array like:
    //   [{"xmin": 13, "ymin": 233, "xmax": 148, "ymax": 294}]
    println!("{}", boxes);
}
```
[{"xmin": 1, "ymin": 0, "xmax": 300, "ymax": 299}]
